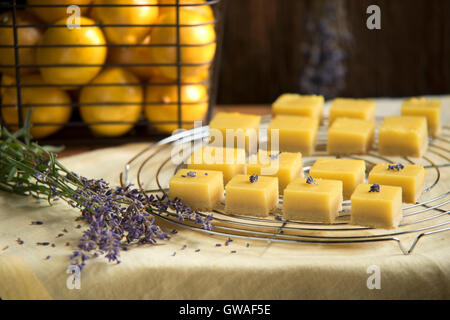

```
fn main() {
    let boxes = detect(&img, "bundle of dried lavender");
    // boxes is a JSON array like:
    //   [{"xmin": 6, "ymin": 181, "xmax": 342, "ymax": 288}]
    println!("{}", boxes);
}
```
[
  {"xmin": 300, "ymin": 0, "xmax": 352, "ymax": 98},
  {"xmin": 0, "ymin": 118, "xmax": 212, "ymax": 271}
]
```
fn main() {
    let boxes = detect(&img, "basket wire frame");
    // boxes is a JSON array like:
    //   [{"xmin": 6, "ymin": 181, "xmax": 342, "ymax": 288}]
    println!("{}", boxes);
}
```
[
  {"xmin": 0, "ymin": 0, "xmax": 226, "ymax": 142},
  {"xmin": 120, "ymin": 117, "xmax": 450, "ymax": 255}
]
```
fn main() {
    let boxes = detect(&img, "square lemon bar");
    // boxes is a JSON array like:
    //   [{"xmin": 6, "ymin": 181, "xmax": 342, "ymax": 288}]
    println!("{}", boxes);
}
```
[
  {"xmin": 401, "ymin": 97, "xmax": 442, "ymax": 137},
  {"xmin": 169, "ymin": 169, "xmax": 224, "ymax": 211},
  {"xmin": 351, "ymin": 184, "xmax": 402, "ymax": 229},
  {"xmin": 268, "ymin": 115, "xmax": 318, "ymax": 155},
  {"xmin": 247, "ymin": 151, "xmax": 303, "ymax": 194},
  {"xmin": 209, "ymin": 112, "xmax": 261, "ymax": 153},
  {"xmin": 225, "ymin": 174, "xmax": 279, "ymax": 217},
  {"xmin": 187, "ymin": 146, "xmax": 246, "ymax": 184},
  {"xmin": 309, "ymin": 158, "xmax": 366, "ymax": 200},
  {"xmin": 327, "ymin": 118, "xmax": 375, "ymax": 155},
  {"xmin": 329, "ymin": 98, "xmax": 376, "ymax": 126},
  {"xmin": 283, "ymin": 177, "xmax": 343, "ymax": 223},
  {"xmin": 272, "ymin": 93, "xmax": 324, "ymax": 123},
  {"xmin": 368, "ymin": 163, "xmax": 426, "ymax": 203},
  {"xmin": 378, "ymin": 116, "xmax": 428, "ymax": 158}
]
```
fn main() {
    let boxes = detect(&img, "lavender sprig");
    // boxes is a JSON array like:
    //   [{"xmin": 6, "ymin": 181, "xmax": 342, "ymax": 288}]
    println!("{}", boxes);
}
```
[
  {"xmin": 300, "ymin": 0, "xmax": 352, "ymax": 98},
  {"xmin": 369, "ymin": 184, "xmax": 380, "ymax": 193},
  {"xmin": 0, "ymin": 123, "xmax": 213, "ymax": 271},
  {"xmin": 388, "ymin": 163, "xmax": 405, "ymax": 171}
]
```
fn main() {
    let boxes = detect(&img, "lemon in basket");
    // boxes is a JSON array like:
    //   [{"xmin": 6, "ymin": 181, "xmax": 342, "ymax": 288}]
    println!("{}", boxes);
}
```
[
  {"xmin": 149, "ymin": 9, "xmax": 216, "ymax": 81},
  {"xmin": 79, "ymin": 68, "xmax": 143, "ymax": 137},
  {"xmin": 1, "ymin": 74, "xmax": 72, "ymax": 139},
  {"xmin": 28, "ymin": 0, "xmax": 93, "ymax": 23},
  {"xmin": 108, "ymin": 34, "xmax": 209, "ymax": 82},
  {"xmin": 36, "ymin": 16, "xmax": 107, "ymax": 89},
  {"xmin": 144, "ymin": 81, "xmax": 208, "ymax": 134},
  {"xmin": 158, "ymin": 0, "xmax": 214, "ymax": 21},
  {"xmin": 92, "ymin": 0, "xmax": 159, "ymax": 45},
  {"xmin": 0, "ymin": 11, "xmax": 43, "ymax": 77},
  {"xmin": 107, "ymin": 35, "xmax": 160, "ymax": 80}
]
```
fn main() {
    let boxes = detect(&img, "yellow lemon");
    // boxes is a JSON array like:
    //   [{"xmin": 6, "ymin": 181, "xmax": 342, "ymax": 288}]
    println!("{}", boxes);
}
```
[
  {"xmin": 28, "ymin": 0, "xmax": 93, "ymax": 24},
  {"xmin": 149, "ymin": 9, "xmax": 216, "ymax": 81},
  {"xmin": 0, "ymin": 11, "xmax": 43, "ymax": 77},
  {"xmin": 107, "ymin": 35, "xmax": 159, "ymax": 80},
  {"xmin": 92, "ymin": 0, "xmax": 159, "ymax": 45},
  {"xmin": 1, "ymin": 74, "xmax": 72, "ymax": 139},
  {"xmin": 158, "ymin": 0, "xmax": 214, "ymax": 21},
  {"xmin": 79, "ymin": 68, "xmax": 143, "ymax": 137},
  {"xmin": 144, "ymin": 82, "xmax": 208, "ymax": 134},
  {"xmin": 108, "ymin": 34, "xmax": 210, "ymax": 83},
  {"xmin": 36, "ymin": 16, "xmax": 107, "ymax": 89}
]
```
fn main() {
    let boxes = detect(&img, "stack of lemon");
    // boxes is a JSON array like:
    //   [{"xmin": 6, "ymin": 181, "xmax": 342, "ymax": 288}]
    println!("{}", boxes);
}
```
[{"xmin": 0, "ymin": 0, "xmax": 216, "ymax": 138}]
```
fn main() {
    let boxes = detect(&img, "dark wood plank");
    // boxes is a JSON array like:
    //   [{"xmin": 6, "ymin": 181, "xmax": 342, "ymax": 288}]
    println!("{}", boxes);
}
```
[{"xmin": 217, "ymin": 0, "xmax": 450, "ymax": 103}]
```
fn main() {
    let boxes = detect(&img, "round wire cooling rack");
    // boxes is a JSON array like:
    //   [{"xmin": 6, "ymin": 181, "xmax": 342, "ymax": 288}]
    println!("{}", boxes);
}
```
[{"xmin": 119, "ymin": 116, "xmax": 450, "ymax": 255}]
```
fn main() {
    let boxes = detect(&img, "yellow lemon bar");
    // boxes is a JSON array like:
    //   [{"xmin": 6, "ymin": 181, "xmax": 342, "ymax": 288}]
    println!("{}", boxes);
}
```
[
  {"xmin": 283, "ymin": 177, "xmax": 343, "ymax": 223},
  {"xmin": 401, "ymin": 97, "xmax": 442, "ymax": 137},
  {"xmin": 169, "ymin": 169, "xmax": 224, "ymax": 211},
  {"xmin": 247, "ymin": 151, "xmax": 304, "ymax": 194},
  {"xmin": 378, "ymin": 116, "xmax": 428, "ymax": 158},
  {"xmin": 327, "ymin": 118, "xmax": 375, "ymax": 155},
  {"xmin": 350, "ymin": 184, "xmax": 402, "ymax": 229},
  {"xmin": 329, "ymin": 98, "xmax": 376, "ymax": 126},
  {"xmin": 225, "ymin": 174, "xmax": 279, "ymax": 217},
  {"xmin": 209, "ymin": 112, "xmax": 261, "ymax": 153},
  {"xmin": 268, "ymin": 115, "xmax": 318, "ymax": 156},
  {"xmin": 309, "ymin": 158, "xmax": 366, "ymax": 200},
  {"xmin": 272, "ymin": 93, "xmax": 324, "ymax": 123},
  {"xmin": 187, "ymin": 146, "xmax": 246, "ymax": 184},
  {"xmin": 368, "ymin": 163, "xmax": 426, "ymax": 203}
]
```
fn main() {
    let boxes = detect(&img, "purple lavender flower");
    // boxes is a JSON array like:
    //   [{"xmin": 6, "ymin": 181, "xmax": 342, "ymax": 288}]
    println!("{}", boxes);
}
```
[
  {"xmin": 225, "ymin": 237, "xmax": 233, "ymax": 246},
  {"xmin": 388, "ymin": 163, "xmax": 405, "ymax": 171},
  {"xmin": 300, "ymin": 0, "xmax": 352, "ymax": 98},
  {"xmin": 306, "ymin": 176, "xmax": 317, "ymax": 185},
  {"xmin": 186, "ymin": 171, "xmax": 197, "ymax": 177}
]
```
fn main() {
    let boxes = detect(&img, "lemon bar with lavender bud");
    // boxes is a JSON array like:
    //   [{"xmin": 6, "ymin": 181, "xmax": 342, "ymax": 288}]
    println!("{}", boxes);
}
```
[
  {"xmin": 329, "ymin": 98, "xmax": 376, "ymax": 126},
  {"xmin": 247, "ymin": 151, "xmax": 303, "ymax": 194},
  {"xmin": 401, "ymin": 97, "xmax": 442, "ymax": 137},
  {"xmin": 327, "ymin": 118, "xmax": 375, "ymax": 155},
  {"xmin": 225, "ymin": 174, "xmax": 278, "ymax": 217},
  {"xmin": 268, "ymin": 115, "xmax": 318, "ymax": 156},
  {"xmin": 272, "ymin": 93, "xmax": 324, "ymax": 123},
  {"xmin": 209, "ymin": 112, "xmax": 261, "ymax": 153},
  {"xmin": 309, "ymin": 158, "xmax": 365, "ymax": 200},
  {"xmin": 187, "ymin": 145, "xmax": 246, "ymax": 184},
  {"xmin": 169, "ymin": 169, "xmax": 224, "ymax": 211},
  {"xmin": 378, "ymin": 116, "xmax": 428, "ymax": 158},
  {"xmin": 350, "ymin": 184, "xmax": 402, "ymax": 229},
  {"xmin": 283, "ymin": 176, "xmax": 343, "ymax": 223},
  {"xmin": 368, "ymin": 163, "xmax": 426, "ymax": 203}
]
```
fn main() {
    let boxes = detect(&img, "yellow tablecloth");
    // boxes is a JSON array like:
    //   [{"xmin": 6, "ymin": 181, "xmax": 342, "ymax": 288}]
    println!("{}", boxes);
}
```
[{"xmin": 0, "ymin": 97, "xmax": 449, "ymax": 299}]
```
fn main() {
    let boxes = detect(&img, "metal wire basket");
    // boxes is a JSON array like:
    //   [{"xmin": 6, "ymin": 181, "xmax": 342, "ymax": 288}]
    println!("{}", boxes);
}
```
[
  {"xmin": 0, "ymin": 0, "xmax": 226, "ymax": 144},
  {"xmin": 119, "ymin": 116, "xmax": 450, "ymax": 255}
]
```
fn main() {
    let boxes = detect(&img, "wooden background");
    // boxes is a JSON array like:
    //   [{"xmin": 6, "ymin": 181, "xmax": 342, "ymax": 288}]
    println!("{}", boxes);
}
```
[{"xmin": 217, "ymin": 0, "xmax": 450, "ymax": 104}]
